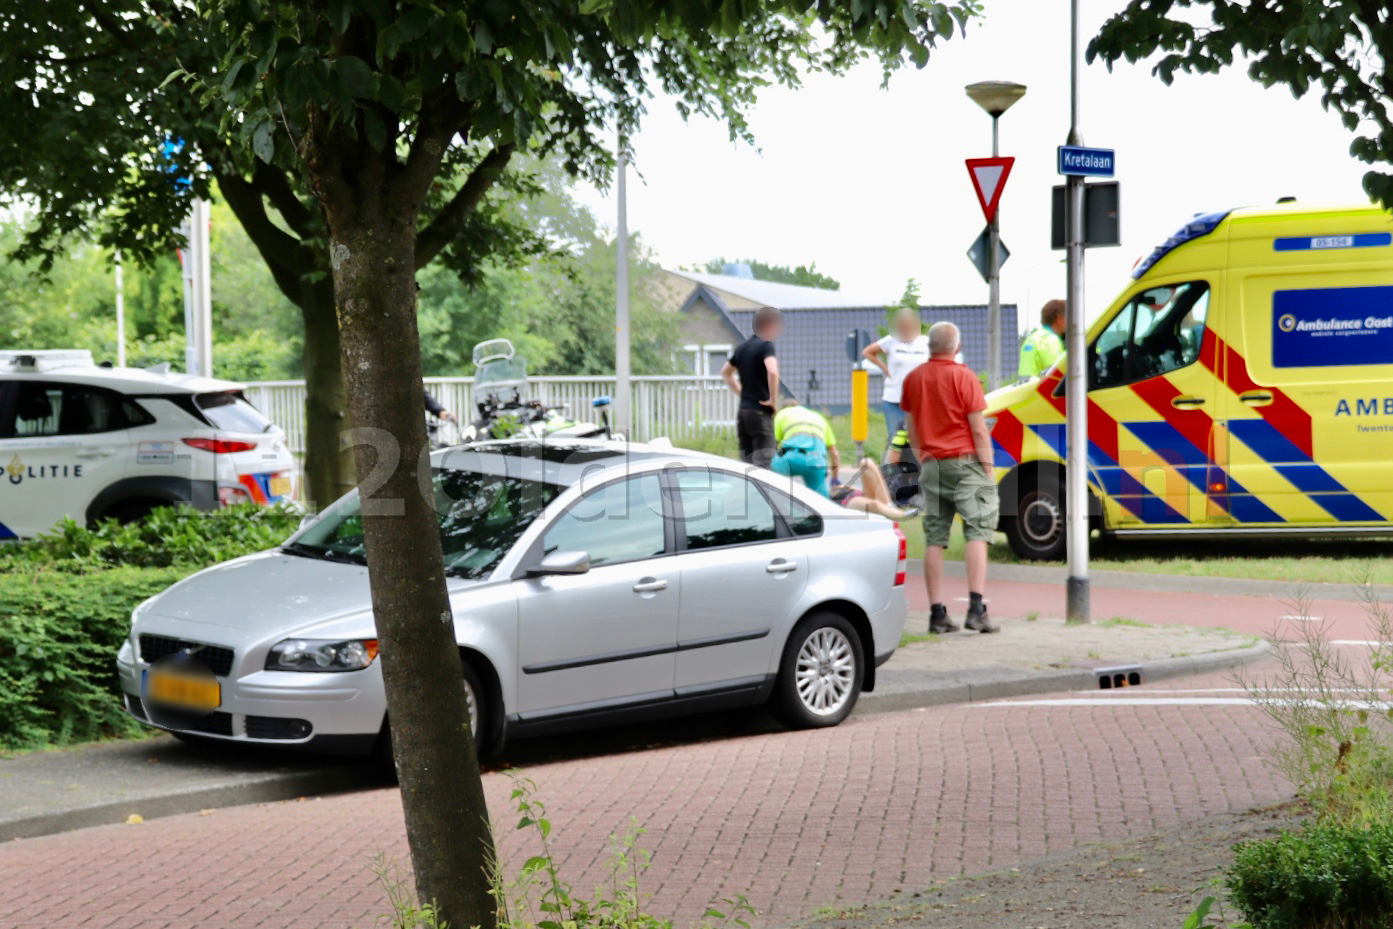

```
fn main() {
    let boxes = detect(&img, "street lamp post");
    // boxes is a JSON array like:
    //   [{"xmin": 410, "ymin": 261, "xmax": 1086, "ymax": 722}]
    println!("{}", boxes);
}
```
[
  {"xmin": 965, "ymin": 80, "xmax": 1026, "ymax": 392},
  {"xmin": 615, "ymin": 144, "xmax": 632, "ymax": 438}
]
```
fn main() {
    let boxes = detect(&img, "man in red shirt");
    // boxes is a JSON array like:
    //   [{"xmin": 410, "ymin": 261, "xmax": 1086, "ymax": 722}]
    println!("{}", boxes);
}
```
[{"xmin": 900, "ymin": 322, "xmax": 1000, "ymax": 634}]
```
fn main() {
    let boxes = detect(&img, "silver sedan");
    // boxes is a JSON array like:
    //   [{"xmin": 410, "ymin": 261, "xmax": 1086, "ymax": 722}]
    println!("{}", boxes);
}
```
[{"xmin": 116, "ymin": 439, "xmax": 909, "ymax": 754}]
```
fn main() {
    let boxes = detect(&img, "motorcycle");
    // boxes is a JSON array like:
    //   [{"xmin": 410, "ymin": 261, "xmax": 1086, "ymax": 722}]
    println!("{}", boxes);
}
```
[{"xmin": 459, "ymin": 339, "xmax": 619, "ymax": 443}]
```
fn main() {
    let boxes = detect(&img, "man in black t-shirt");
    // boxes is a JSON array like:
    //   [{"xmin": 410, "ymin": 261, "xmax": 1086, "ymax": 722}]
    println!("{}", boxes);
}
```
[{"xmin": 720, "ymin": 306, "xmax": 783, "ymax": 468}]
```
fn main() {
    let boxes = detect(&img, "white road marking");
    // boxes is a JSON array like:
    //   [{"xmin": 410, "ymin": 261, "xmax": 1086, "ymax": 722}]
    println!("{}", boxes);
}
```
[
  {"xmin": 1280, "ymin": 614, "xmax": 1323, "ymax": 622},
  {"xmin": 975, "ymin": 696, "xmax": 1392, "ymax": 709},
  {"xmin": 1072, "ymin": 687, "xmax": 1371, "ymax": 695},
  {"xmin": 1332, "ymin": 640, "xmax": 1393, "ymax": 647}
]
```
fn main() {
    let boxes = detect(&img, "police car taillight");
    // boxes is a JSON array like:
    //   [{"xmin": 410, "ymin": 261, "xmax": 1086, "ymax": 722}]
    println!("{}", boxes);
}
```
[
  {"xmin": 892, "ymin": 524, "xmax": 907, "ymax": 586},
  {"xmin": 184, "ymin": 438, "xmax": 257, "ymax": 454}
]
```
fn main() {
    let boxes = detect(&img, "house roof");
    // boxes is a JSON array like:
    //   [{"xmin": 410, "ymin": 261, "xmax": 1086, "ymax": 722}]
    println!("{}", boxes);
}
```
[{"xmin": 665, "ymin": 269, "xmax": 895, "ymax": 310}]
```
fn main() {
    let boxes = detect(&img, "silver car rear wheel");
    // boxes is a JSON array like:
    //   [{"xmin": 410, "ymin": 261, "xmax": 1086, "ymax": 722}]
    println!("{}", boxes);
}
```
[
  {"xmin": 771, "ymin": 612, "xmax": 865, "ymax": 729},
  {"xmin": 795, "ymin": 627, "xmax": 856, "ymax": 717}
]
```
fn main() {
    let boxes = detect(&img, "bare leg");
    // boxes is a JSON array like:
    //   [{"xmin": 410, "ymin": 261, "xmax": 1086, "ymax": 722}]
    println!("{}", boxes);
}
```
[
  {"xmin": 964, "ymin": 538, "xmax": 988, "ymax": 597},
  {"xmin": 857, "ymin": 457, "xmax": 894, "ymax": 505},
  {"xmin": 924, "ymin": 545, "xmax": 944, "ymax": 607},
  {"xmin": 842, "ymin": 496, "xmax": 911, "ymax": 521}
]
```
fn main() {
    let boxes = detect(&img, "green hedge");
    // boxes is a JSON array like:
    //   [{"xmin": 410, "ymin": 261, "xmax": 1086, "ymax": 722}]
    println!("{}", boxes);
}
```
[
  {"xmin": 0, "ymin": 566, "xmax": 187, "ymax": 749},
  {"xmin": 1228, "ymin": 820, "xmax": 1393, "ymax": 929},
  {"xmin": 0, "ymin": 503, "xmax": 302, "ymax": 572},
  {"xmin": 0, "ymin": 504, "xmax": 301, "ymax": 750}
]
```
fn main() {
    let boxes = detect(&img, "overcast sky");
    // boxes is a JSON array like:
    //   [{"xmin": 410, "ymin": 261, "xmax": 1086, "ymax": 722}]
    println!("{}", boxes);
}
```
[{"xmin": 572, "ymin": 0, "xmax": 1370, "ymax": 331}]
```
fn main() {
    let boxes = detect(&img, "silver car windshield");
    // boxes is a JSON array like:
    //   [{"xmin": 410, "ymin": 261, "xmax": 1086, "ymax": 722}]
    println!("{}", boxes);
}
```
[{"xmin": 289, "ymin": 468, "xmax": 559, "ymax": 579}]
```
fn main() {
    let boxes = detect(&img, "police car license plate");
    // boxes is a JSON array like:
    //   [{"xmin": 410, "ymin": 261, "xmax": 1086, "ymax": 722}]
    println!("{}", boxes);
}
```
[
  {"xmin": 269, "ymin": 475, "xmax": 291, "ymax": 498},
  {"xmin": 144, "ymin": 669, "xmax": 221, "ymax": 711}
]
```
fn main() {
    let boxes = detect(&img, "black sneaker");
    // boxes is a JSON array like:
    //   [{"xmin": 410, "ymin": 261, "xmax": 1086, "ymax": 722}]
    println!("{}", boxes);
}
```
[
  {"xmin": 929, "ymin": 608, "xmax": 959, "ymax": 634},
  {"xmin": 964, "ymin": 608, "xmax": 999, "ymax": 633}
]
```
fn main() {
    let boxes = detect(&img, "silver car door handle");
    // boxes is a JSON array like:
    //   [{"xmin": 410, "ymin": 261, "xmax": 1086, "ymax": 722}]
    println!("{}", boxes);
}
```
[
  {"xmin": 632, "ymin": 578, "xmax": 668, "ymax": 593},
  {"xmin": 766, "ymin": 560, "xmax": 798, "ymax": 574}
]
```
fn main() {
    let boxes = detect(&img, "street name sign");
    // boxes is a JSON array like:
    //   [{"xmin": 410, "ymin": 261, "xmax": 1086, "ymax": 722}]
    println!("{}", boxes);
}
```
[{"xmin": 1057, "ymin": 145, "xmax": 1115, "ymax": 177}]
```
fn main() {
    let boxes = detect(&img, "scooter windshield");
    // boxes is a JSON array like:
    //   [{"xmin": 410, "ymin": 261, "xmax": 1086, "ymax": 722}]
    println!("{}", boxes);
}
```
[{"xmin": 475, "ymin": 356, "xmax": 529, "ymax": 387}]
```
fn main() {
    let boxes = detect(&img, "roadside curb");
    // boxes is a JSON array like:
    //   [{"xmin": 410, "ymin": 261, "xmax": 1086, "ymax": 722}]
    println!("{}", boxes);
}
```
[
  {"xmin": 0, "ymin": 765, "xmax": 377, "ymax": 843},
  {"xmin": 857, "ymin": 638, "xmax": 1272, "ymax": 716}
]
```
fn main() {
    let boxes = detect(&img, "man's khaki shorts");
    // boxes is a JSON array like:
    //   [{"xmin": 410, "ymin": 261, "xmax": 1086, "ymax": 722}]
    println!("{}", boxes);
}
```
[{"xmin": 919, "ymin": 455, "xmax": 1000, "ymax": 547}]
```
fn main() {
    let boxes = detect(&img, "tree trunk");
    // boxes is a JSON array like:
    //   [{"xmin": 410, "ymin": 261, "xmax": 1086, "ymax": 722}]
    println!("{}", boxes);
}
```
[
  {"xmin": 326, "ymin": 180, "xmax": 497, "ymax": 929},
  {"xmin": 299, "ymin": 283, "xmax": 356, "ymax": 509}
]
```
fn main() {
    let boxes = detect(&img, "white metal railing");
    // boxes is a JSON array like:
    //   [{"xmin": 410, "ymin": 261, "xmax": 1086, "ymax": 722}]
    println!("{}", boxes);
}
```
[{"xmin": 242, "ymin": 375, "xmax": 739, "ymax": 454}]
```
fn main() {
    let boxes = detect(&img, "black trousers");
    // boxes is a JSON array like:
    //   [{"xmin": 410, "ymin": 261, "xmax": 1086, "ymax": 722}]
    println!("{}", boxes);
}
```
[{"xmin": 737, "ymin": 406, "xmax": 776, "ymax": 469}]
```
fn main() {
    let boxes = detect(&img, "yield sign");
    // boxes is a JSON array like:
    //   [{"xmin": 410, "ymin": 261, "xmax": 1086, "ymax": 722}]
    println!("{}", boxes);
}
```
[{"xmin": 965, "ymin": 156, "xmax": 1015, "ymax": 224}]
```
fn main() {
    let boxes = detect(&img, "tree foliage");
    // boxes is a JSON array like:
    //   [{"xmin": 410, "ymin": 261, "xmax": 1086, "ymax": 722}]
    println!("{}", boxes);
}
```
[
  {"xmin": 702, "ymin": 257, "xmax": 842, "ymax": 290},
  {"xmin": 1089, "ymin": 0, "xmax": 1393, "ymax": 204}
]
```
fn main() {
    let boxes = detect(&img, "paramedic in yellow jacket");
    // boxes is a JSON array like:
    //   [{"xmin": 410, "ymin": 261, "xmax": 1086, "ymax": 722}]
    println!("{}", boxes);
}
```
[
  {"xmin": 1018, "ymin": 298, "xmax": 1066, "ymax": 378},
  {"xmin": 771, "ymin": 402, "xmax": 840, "ymax": 497}
]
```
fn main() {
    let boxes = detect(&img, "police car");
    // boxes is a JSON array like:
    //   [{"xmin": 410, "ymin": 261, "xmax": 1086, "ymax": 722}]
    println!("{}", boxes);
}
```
[{"xmin": 0, "ymin": 349, "xmax": 296, "ymax": 539}]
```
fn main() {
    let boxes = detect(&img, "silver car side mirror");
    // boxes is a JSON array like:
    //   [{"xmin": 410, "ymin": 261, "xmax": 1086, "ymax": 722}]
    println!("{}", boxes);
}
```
[{"xmin": 529, "ymin": 550, "xmax": 591, "ymax": 577}]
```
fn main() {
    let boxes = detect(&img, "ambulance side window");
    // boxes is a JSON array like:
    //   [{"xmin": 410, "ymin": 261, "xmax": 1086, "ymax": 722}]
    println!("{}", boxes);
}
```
[{"xmin": 1090, "ymin": 282, "xmax": 1211, "ymax": 390}]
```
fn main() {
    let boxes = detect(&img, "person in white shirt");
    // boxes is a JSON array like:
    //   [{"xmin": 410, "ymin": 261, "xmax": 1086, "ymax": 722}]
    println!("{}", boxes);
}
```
[{"xmin": 863, "ymin": 307, "xmax": 930, "ymax": 440}]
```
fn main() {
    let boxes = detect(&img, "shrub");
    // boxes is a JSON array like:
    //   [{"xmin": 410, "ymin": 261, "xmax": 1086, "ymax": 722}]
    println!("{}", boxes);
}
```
[
  {"xmin": 0, "ymin": 503, "xmax": 301, "ymax": 572},
  {"xmin": 1227, "ymin": 820, "xmax": 1393, "ymax": 929},
  {"xmin": 0, "ymin": 565, "xmax": 186, "ymax": 749},
  {"xmin": 0, "ymin": 503, "xmax": 301, "ymax": 749}
]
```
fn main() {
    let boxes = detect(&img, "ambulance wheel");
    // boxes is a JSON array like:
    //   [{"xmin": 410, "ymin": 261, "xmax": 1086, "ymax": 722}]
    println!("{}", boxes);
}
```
[{"xmin": 1006, "ymin": 477, "xmax": 1067, "ymax": 561}]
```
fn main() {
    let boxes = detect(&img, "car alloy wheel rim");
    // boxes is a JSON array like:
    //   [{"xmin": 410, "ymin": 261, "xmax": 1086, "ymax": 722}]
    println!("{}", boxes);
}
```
[
  {"xmin": 1020, "ymin": 491, "xmax": 1064, "ymax": 548},
  {"xmin": 795, "ymin": 627, "xmax": 855, "ymax": 717}
]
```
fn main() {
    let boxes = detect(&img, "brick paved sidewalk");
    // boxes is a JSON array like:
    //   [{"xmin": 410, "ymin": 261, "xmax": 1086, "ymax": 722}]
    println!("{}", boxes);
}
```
[{"xmin": 2, "ymin": 684, "xmax": 1290, "ymax": 929}]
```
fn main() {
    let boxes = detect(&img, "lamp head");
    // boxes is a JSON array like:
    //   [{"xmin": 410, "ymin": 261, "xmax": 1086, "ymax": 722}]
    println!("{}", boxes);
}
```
[{"xmin": 965, "ymin": 80, "xmax": 1027, "ymax": 117}]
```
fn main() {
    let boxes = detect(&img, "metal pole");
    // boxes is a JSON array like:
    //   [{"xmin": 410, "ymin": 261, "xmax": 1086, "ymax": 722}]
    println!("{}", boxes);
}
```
[
  {"xmin": 614, "ymin": 148, "xmax": 632, "ymax": 438},
  {"xmin": 1064, "ymin": 0, "xmax": 1090, "ymax": 622},
  {"xmin": 114, "ymin": 250, "xmax": 126, "ymax": 367},
  {"xmin": 182, "ymin": 200, "xmax": 213, "ymax": 377},
  {"xmin": 986, "ymin": 114, "xmax": 1001, "ymax": 392}
]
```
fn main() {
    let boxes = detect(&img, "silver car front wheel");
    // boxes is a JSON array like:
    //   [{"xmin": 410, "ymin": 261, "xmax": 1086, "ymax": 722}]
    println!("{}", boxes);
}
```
[
  {"xmin": 771, "ymin": 612, "xmax": 865, "ymax": 729},
  {"xmin": 462, "ymin": 670, "xmax": 479, "ymax": 736}
]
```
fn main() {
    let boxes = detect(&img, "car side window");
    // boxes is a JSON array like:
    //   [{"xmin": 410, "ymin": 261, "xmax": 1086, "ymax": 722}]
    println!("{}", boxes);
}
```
[
  {"xmin": 12, "ymin": 384, "xmax": 63, "ymax": 436},
  {"xmin": 761, "ymin": 484, "xmax": 823, "ymax": 537},
  {"xmin": 676, "ymin": 469, "xmax": 779, "ymax": 550},
  {"xmin": 10, "ymin": 383, "xmax": 135, "ymax": 437},
  {"xmin": 541, "ymin": 474, "xmax": 666, "ymax": 567},
  {"xmin": 1090, "ymin": 281, "xmax": 1211, "ymax": 390}
]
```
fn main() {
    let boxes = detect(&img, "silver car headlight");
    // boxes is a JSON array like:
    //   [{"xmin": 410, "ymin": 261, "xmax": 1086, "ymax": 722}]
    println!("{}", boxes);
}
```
[{"xmin": 266, "ymin": 638, "xmax": 379, "ymax": 672}]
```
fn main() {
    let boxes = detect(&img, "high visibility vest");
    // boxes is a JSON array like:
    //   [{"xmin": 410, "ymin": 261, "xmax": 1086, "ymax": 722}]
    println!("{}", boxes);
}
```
[
  {"xmin": 774, "ymin": 406, "xmax": 833, "ymax": 446},
  {"xmin": 1018, "ymin": 327, "xmax": 1064, "ymax": 378}
]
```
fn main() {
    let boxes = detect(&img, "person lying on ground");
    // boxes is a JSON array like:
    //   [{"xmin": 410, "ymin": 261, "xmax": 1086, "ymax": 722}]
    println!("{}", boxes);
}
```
[{"xmin": 829, "ymin": 458, "xmax": 918, "ymax": 521}]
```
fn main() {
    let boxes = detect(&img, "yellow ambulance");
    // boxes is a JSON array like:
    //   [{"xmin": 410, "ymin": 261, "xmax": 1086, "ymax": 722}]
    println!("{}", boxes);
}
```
[{"xmin": 988, "ymin": 202, "xmax": 1393, "ymax": 560}]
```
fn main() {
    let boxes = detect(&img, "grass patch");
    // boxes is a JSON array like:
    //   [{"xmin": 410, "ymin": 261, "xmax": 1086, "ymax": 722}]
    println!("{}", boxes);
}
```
[
  {"xmin": 899, "ymin": 629, "xmax": 940, "ymax": 648},
  {"xmin": 1099, "ymin": 617, "xmax": 1150, "ymax": 628}
]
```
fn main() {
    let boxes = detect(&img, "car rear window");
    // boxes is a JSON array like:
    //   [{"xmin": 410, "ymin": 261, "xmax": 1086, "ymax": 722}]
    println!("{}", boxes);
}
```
[{"xmin": 196, "ymin": 392, "xmax": 274, "ymax": 433}]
